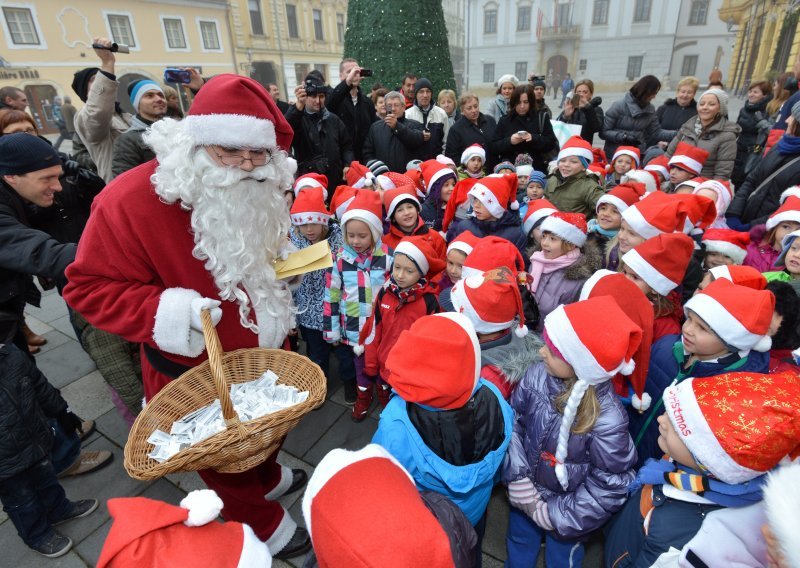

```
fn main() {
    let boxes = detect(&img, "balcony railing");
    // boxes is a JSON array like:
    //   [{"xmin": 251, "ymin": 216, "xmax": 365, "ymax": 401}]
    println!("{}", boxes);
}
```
[{"xmin": 539, "ymin": 24, "xmax": 580, "ymax": 40}]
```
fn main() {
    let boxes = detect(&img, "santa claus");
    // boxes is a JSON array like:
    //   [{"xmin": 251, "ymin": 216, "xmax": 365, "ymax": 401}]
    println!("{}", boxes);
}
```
[{"xmin": 63, "ymin": 75, "xmax": 311, "ymax": 558}]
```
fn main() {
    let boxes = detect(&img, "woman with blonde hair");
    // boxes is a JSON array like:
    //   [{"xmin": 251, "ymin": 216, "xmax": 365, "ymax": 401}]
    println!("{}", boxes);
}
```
[{"xmin": 437, "ymin": 89, "xmax": 458, "ymax": 128}]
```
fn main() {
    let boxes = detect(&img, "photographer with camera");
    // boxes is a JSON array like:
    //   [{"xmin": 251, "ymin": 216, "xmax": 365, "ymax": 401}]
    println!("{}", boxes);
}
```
[
  {"xmin": 326, "ymin": 59, "xmax": 377, "ymax": 162},
  {"xmin": 285, "ymin": 74, "xmax": 353, "ymax": 193},
  {"xmin": 363, "ymin": 91, "xmax": 425, "ymax": 173}
]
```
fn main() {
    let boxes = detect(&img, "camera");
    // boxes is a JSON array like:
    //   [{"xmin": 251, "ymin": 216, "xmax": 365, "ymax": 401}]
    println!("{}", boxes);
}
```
[
  {"xmin": 304, "ymin": 79, "xmax": 327, "ymax": 97},
  {"xmin": 359, "ymin": 68, "xmax": 373, "ymax": 77}
]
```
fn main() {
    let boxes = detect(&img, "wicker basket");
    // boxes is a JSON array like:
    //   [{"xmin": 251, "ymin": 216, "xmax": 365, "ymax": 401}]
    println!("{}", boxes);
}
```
[{"xmin": 124, "ymin": 310, "xmax": 326, "ymax": 480}]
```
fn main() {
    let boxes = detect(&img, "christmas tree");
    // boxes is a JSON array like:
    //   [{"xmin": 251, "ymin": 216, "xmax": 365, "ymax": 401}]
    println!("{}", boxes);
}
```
[{"xmin": 344, "ymin": 0, "xmax": 456, "ymax": 95}]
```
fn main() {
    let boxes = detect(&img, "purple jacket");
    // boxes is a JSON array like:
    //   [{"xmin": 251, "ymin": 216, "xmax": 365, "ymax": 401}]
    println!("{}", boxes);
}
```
[
  {"xmin": 502, "ymin": 363, "xmax": 636, "ymax": 540},
  {"xmin": 743, "ymin": 224, "xmax": 780, "ymax": 272}
]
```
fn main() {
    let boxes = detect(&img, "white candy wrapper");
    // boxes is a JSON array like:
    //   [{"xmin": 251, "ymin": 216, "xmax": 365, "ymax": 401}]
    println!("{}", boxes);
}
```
[{"xmin": 147, "ymin": 370, "xmax": 309, "ymax": 463}]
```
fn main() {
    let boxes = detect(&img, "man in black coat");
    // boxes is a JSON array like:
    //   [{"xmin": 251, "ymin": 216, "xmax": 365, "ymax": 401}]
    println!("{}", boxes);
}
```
[
  {"xmin": 362, "ymin": 91, "xmax": 425, "ymax": 173},
  {"xmin": 326, "ymin": 59, "xmax": 377, "ymax": 162},
  {"xmin": 285, "ymin": 75, "xmax": 354, "ymax": 191}
]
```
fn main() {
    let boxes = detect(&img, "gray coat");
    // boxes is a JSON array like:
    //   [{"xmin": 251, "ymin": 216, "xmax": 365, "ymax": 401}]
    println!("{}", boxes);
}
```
[
  {"xmin": 111, "ymin": 115, "xmax": 155, "ymax": 179},
  {"xmin": 502, "ymin": 363, "xmax": 636, "ymax": 540},
  {"xmin": 601, "ymin": 92, "xmax": 675, "ymax": 157},
  {"xmin": 666, "ymin": 116, "xmax": 741, "ymax": 181}
]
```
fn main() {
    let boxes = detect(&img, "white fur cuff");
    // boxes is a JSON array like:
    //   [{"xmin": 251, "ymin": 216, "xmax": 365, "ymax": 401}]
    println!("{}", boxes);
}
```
[{"xmin": 153, "ymin": 287, "xmax": 207, "ymax": 358}]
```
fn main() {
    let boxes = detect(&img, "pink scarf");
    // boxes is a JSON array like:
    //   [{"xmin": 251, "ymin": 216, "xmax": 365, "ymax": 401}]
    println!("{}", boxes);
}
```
[{"xmin": 528, "ymin": 249, "xmax": 581, "ymax": 294}]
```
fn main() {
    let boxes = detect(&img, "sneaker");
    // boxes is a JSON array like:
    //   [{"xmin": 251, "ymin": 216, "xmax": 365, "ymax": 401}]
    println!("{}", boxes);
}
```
[
  {"xmin": 57, "ymin": 450, "xmax": 113, "ymax": 478},
  {"xmin": 376, "ymin": 384, "xmax": 392, "ymax": 409},
  {"xmin": 274, "ymin": 527, "xmax": 312, "ymax": 560},
  {"xmin": 54, "ymin": 499, "xmax": 99, "ymax": 526},
  {"xmin": 343, "ymin": 380, "xmax": 358, "ymax": 405},
  {"xmin": 34, "ymin": 532, "xmax": 72, "ymax": 558},
  {"xmin": 79, "ymin": 419, "xmax": 96, "ymax": 441},
  {"xmin": 351, "ymin": 386, "xmax": 373, "ymax": 422}
]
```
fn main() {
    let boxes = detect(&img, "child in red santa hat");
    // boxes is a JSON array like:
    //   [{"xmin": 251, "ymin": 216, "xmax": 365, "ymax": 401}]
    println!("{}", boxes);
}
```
[
  {"xmin": 588, "ymin": 181, "xmax": 646, "ymax": 253},
  {"xmin": 353, "ymin": 236, "xmax": 444, "ymax": 420},
  {"xmin": 544, "ymin": 136, "xmax": 605, "ymax": 218},
  {"xmin": 605, "ymin": 145, "xmax": 640, "ymax": 190},
  {"xmin": 696, "ymin": 264, "xmax": 767, "ymax": 293},
  {"xmin": 606, "ymin": 370, "xmax": 800, "ymax": 568},
  {"xmin": 419, "ymin": 159, "xmax": 458, "ymax": 232},
  {"xmin": 743, "ymin": 196, "xmax": 800, "ymax": 272},
  {"xmin": 381, "ymin": 186, "xmax": 447, "ymax": 259},
  {"xmin": 458, "ymin": 144, "xmax": 487, "ymax": 180},
  {"xmin": 667, "ymin": 141, "xmax": 709, "ymax": 192},
  {"xmin": 701, "ymin": 228, "xmax": 750, "ymax": 268},
  {"xmin": 693, "ymin": 179, "xmax": 734, "ymax": 228},
  {"xmin": 643, "ymin": 154, "xmax": 670, "ymax": 190},
  {"xmin": 504, "ymin": 296, "xmax": 640, "ymax": 567},
  {"xmin": 436, "ymin": 230, "xmax": 480, "ymax": 295}
]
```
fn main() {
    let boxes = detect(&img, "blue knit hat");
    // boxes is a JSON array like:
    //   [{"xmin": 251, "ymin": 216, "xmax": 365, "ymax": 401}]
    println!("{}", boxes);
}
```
[
  {"xmin": 494, "ymin": 161, "xmax": 516, "ymax": 174},
  {"xmin": 129, "ymin": 80, "xmax": 164, "ymax": 110},
  {"xmin": 0, "ymin": 133, "xmax": 61, "ymax": 175},
  {"xmin": 527, "ymin": 170, "xmax": 547, "ymax": 187}
]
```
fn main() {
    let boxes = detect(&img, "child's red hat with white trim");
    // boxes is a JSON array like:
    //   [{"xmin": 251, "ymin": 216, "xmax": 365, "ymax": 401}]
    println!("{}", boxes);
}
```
[
  {"xmin": 668, "ymin": 141, "xmax": 709, "ymax": 175},
  {"xmin": 540, "ymin": 211, "xmax": 588, "ymax": 247},
  {"xmin": 345, "ymin": 161, "xmax": 374, "ymax": 188},
  {"xmin": 290, "ymin": 186, "xmax": 330, "ymax": 226},
  {"xmin": 673, "ymin": 193, "xmax": 717, "ymax": 233},
  {"xmin": 612, "ymin": 146, "xmax": 641, "ymax": 167},
  {"xmin": 596, "ymin": 182, "xmax": 646, "ymax": 215},
  {"xmin": 622, "ymin": 232, "xmax": 694, "ymax": 296},
  {"xmin": 394, "ymin": 235, "xmax": 446, "ymax": 277},
  {"xmin": 766, "ymin": 196, "xmax": 800, "ymax": 231},
  {"xmin": 522, "ymin": 199, "xmax": 558, "ymax": 234},
  {"xmin": 420, "ymin": 159, "xmax": 456, "ymax": 192},
  {"xmin": 329, "ymin": 185, "xmax": 358, "ymax": 220},
  {"xmin": 293, "ymin": 173, "xmax": 328, "ymax": 199},
  {"xmin": 442, "ymin": 178, "xmax": 480, "ymax": 232},
  {"xmin": 708, "ymin": 265, "xmax": 767, "ymax": 290},
  {"xmin": 780, "ymin": 185, "xmax": 800, "ymax": 204},
  {"xmin": 557, "ymin": 136, "xmax": 593, "ymax": 163},
  {"xmin": 461, "ymin": 236, "xmax": 526, "ymax": 279},
  {"xmin": 450, "ymin": 267, "xmax": 528, "ymax": 338},
  {"xmin": 702, "ymin": 228, "xmax": 750, "ymax": 265},
  {"xmin": 621, "ymin": 169, "xmax": 661, "ymax": 193},
  {"xmin": 340, "ymin": 190, "xmax": 384, "ymax": 244},
  {"xmin": 383, "ymin": 186, "xmax": 420, "ymax": 220},
  {"xmin": 447, "ymin": 231, "xmax": 481, "ymax": 257},
  {"xmin": 468, "ymin": 174, "xmax": 518, "ymax": 218},
  {"xmin": 621, "ymin": 191, "xmax": 689, "ymax": 239},
  {"xmin": 644, "ymin": 154, "xmax": 669, "ymax": 180}
]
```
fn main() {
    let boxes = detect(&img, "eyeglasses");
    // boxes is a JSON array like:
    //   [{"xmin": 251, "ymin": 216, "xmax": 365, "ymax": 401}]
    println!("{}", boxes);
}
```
[
  {"xmin": 2, "ymin": 127, "xmax": 36, "ymax": 135},
  {"xmin": 212, "ymin": 147, "xmax": 272, "ymax": 167}
]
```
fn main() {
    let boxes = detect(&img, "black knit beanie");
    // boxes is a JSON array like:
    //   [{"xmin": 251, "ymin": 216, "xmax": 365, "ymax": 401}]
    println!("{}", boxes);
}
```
[{"xmin": 0, "ymin": 133, "xmax": 61, "ymax": 175}]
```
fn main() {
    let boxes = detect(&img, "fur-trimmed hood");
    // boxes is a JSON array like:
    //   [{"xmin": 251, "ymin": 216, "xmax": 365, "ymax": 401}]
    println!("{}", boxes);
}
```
[
  {"xmin": 563, "ymin": 238, "xmax": 602, "ymax": 281},
  {"xmin": 490, "ymin": 333, "xmax": 544, "ymax": 386},
  {"xmin": 764, "ymin": 463, "xmax": 800, "ymax": 568}
]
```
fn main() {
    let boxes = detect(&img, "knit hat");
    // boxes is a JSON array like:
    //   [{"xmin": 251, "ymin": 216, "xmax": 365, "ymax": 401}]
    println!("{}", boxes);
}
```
[
  {"xmin": 461, "ymin": 236, "xmax": 526, "ymax": 279},
  {"xmin": 543, "ymin": 297, "xmax": 642, "ymax": 489},
  {"xmin": 182, "ymin": 74, "xmax": 293, "ymax": 151},
  {"xmin": 386, "ymin": 313, "xmax": 481, "ymax": 410},
  {"xmin": 668, "ymin": 141, "xmax": 710, "ymax": 175},
  {"xmin": 71, "ymin": 67, "xmax": 99, "ymax": 103},
  {"xmin": 700, "ymin": 87, "xmax": 729, "ymax": 117},
  {"xmin": 693, "ymin": 179, "xmax": 732, "ymax": 218},
  {"xmin": 468, "ymin": 174, "xmax": 518, "ymax": 218},
  {"xmin": 406, "ymin": 159, "xmax": 423, "ymax": 171},
  {"xmin": 460, "ymin": 144, "xmax": 486, "ymax": 166},
  {"xmin": 383, "ymin": 186, "xmax": 420, "ymax": 220},
  {"xmin": 447, "ymin": 231, "xmax": 481, "ymax": 257},
  {"xmin": 290, "ymin": 187, "xmax": 330, "ymax": 226},
  {"xmin": 708, "ymin": 265, "xmax": 767, "ymax": 290},
  {"xmin": 420, "ymin": 159, "xmax": 456, "ymax": 193},
  {"xmin": 684, "ymin": 279, "xmax": 775, "ymax": 352},
  {"xmin": 621, "ymin": 191, "xmax": 689, "ymax": 239},
  {"xmin": 450, "ymin": 267, "xmax": 528, "ymax": 337},
  {"xmin": 644, "ymin": 154, "xmax": 670, "ymax": 180},
  {"xmin": 442, "ymin": 178, "xmax": 480, "ymax": 232},
  {"xmin": 128, "ymin": 79, "xmax": 164, "ymax": 111},
  {"xmin": 540, "ymin": 211, "xmax": 587, "ymax": 247},
  {"xmin": 596, "ymin": 182, "xmax": 646, "ymax": 215},
  {"xmin": 612, "ymin": 146, "xmax": 641, "ymax": 168},
  {"xmin": 0, "ymin": 133, "xmax": 62, "ymax": 175},
  {"xmin": 494, "ymin": 161, "xmax": 516, "ymax": 174},
  {"xmin": 394, "ymin": 235, "xmax": 446, "ymax": 278},
  {"xmin": 766, "ymin": 196, "xmax": 800, "ymax": 230},
  {"xmin": 340, "ymin": 190, "xmax": 384, "ymax": 244},
  {"xmin": 673, "ymin": 193, "xmax": 717, "ymax": 233},
  {"xmin": 776, "ymin": 229, "xmax": 800, "ymax": 267},
  {"xmin": 329, "ymin": 185, "xmax": 358, "ymax": 220},
  {"xmin": 622, "ymin": 232, "xmax": 695, "ymax": 296},
  {"xmin": 702, "ymin": 229, "xmax": 750, "ymax": 265},
  {"xmin": 578, "ymin": 269, "xmax": 655, "ymax": 411},
  {"xmin": 496, "ymin": 74, "xmax": 519, "ymax": 88},
  {"xmin": 364, "ymin": 159, "xmax": 388, "ymax": 177},
  {"xmin": 96, "ymin": 490, "xmax": 270, "ymax": 568},
  {"xmin": 345, "ymin": 161, "xmax": 373, "ymax": 188},
  {"xmin": 514, "ymin": 153, "xmax": 534, "ymax": 178},
  {"xmin": 527, "ymin": 170, "xmax": 547, "ymax": 188},
  {"xmin": 293, "ymin": 173, "xmax": 328, "ymax": 199},
  {"xmin": 621, "ymin": 169, "xmax": 661, "ymax": 193},
  {"xmin": 556, "ymin": 136, "xmax": 593, "ymax": 164},
  {"xmin": 522, "ymin": 199, "xmax": 558, "ymax": 234},
  {"xmin": 302, "ymin": 445, "xmax": 454, "ymax": 568},
  {"xmin": 663, "ymin": 371, "xmax": 800, "ymax": 484}
]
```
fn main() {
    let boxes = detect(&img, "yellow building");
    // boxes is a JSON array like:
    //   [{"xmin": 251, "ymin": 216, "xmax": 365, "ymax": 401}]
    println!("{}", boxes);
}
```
[
  {"xmin": 0, "ymin": 0, "xmax": 237, "ymax": 133},
  {"xmin": 719, "ymin": 0, "xmax": 800, "ymax": 94},
  {"xmin": 226, "ymin": 0, "xmax": 347, "ymax": 100}
]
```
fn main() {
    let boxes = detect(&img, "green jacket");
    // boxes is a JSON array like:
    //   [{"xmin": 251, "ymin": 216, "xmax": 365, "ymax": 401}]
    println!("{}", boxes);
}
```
[{"xmin": 544, "ymin": 171, "xmax": 604, "ymax": 219}]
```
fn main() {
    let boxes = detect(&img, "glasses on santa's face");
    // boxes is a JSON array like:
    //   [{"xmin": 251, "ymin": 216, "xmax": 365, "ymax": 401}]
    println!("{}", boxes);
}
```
[{"xmin": 211, "ymin": 146, "xmax": 272, "ymax": 167}]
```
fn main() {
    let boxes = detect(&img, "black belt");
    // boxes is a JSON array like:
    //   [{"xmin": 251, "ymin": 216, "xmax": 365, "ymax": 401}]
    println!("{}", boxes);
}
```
[{"xmin": 143, "ymin": 343, "xmax": 192, "ymax": 379}]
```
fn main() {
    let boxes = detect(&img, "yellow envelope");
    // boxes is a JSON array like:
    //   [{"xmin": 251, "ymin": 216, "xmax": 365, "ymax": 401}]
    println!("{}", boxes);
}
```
[{"xmin": 274, "ymin": 239, "xmax": 332, "ymax": 279}]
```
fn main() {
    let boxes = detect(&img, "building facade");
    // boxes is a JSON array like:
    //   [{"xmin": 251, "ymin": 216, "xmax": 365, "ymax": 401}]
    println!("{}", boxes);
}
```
[
  {"xmin": 443, "ymin": 0, "xmax": 467, "ymax": 92},
  {"xmin": 0, "ymin": 0, "xmax": 237, "ymax": 133}
]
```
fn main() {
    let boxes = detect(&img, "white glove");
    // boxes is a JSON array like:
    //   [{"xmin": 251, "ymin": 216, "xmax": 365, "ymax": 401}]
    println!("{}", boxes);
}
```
[
  {"xmin": 190, "ymin": 297, "xmax": 222, "ymax": 331},
  {"xmin": 532, "ymin": 500, "xmax": 554, "ymax": 531},
  {"xmin": 508, "ymin": 478, "xmax": 540, "ymax": 519}
]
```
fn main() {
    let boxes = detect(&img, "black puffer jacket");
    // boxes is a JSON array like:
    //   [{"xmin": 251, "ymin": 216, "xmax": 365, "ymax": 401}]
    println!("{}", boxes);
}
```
[
  {"xmin": 494, "ymin": 110, "xmax": 558, "ymax": 172},
  {"xmin": 656, "ymin": 98, "xmax": 697, "ymax": 131},
  {"xmin": 445, "ymin": 113, "xmax": 498, "ymax": 170},
  {"xmin": 326, "ymin": 80, "xmax": 377, "ymax": 162},
  {"xmin": 557, "ymin": 97, "xmax": 604, "ymax": 144},
  {"xmin": 0, "ymin": 343, "xmax": 68, "ymax": 480},
  {"xmin": 733, "ymin": 96, "xmax": 773, "ymax": 186},
  {"xmin": 362, "ymin": 115, "xmax": 425, "ymax": 173},
  {"xmin": 285, "ymin": 106, "xmax": 354, "ymax": 190},
  {"xmin": 420, "ymin": 491, "xmax": 479, "ymax": 568},
  {"xmin": 602, "ymin": 92, "xmax": 675, "ymax": 156},
  {"xmin": 728, "ymin": 144, "xmax": 800, "ymax": 225}
]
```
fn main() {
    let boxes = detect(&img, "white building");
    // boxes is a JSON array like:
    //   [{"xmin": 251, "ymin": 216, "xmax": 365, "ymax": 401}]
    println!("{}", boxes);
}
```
[
  {"xmin": 443, "ymin": 0, "xmax": 467, "ymax": 92},
  {"xmin": 464, "ymin": 0, "xmax": 735, "ymax": 103}
]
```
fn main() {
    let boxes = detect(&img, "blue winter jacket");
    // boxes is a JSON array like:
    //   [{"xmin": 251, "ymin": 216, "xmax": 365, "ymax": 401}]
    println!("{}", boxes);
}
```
[
  {"xmin": 630, "ymin": 334, "xmax": 770, "ymax": 467},
  {"xmin": 446, "ymin": 210, "xmax": 529, "ymax": 268},
  {"xmin": 372, "ymin": 379, "xmax": 513, "ymax": 525}
]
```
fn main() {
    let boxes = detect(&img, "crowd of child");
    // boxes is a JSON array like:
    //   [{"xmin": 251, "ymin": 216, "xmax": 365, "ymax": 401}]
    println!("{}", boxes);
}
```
[{"xmin": 277, "ymin": 125, "xmax": 800, "ymax": 567}]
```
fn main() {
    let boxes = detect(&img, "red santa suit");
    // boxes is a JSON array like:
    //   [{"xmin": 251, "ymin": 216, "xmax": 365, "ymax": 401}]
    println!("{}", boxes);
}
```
[{"xmin": 63, "ymin": 74, "xmax": 302, "ymax": 554}]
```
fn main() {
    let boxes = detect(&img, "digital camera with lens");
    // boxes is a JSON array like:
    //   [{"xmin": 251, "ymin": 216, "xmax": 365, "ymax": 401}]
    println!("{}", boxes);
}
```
[{"xmin": 305, "ymin": 79, "xmax": 325, "ymax": 96}]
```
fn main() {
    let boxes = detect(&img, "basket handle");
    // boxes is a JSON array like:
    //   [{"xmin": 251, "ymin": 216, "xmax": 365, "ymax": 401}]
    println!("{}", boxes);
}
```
[{"xmin": 201, "ymin": 308, "xmax": 240, "ymax": 426}]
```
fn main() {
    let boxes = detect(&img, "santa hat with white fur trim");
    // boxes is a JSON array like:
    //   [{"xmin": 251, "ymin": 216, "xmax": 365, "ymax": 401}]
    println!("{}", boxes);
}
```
[
  {"xmin": 611, "ymin": 146, "xmax": 641, "ymax": 167},
  {"xmin": 766, "ymin": 196, "xmax": 800, "ymax": 230},
  {"xmin": 621, "ymin": 169, "xmax": 660, "ymax": 193},
  {"xmin": 302, "ymin": 444, "xmax": 455, "ymax": 568},
  {"xmin": 668, "ymin": 141, "xmax": 709, "ymax": 175},
  {"xmin": 468, "ymin": 174, "xmax": 518, "ymax": 218},
  {"xmin": 329, "ymin": 185, "xmax": 358, "ymax": 220},
  {"xmin": 596, "ymin": 182, "xmax": 646, "ymax": 215},
  {"xmin": 97, "ymin": 490, "xmax": 270, "ymax": 568},
  {"xmin": 621, "ymin": 191, "xmax": 689, "ymax": 239},
  {"xmin": 447, "ymin": 230, "xmax": 481, "ymax": 257},
  {"xmin": 622, "ymin": 232, "xmax": 694, "ymax": 296},
  {"xmin": 293, "ymin": 173, "xmax": 328, "ymax": 199},
  {"xmin": 522, "ymin": 199, "xmax": 558, "ymax": 234},
  {"xmin": 340, "ymin": 190, "xmax": 384, "ymax": 244},
  {"xmin": 460, "ymin": 236, "xmax": 526, "ymax": 279},
  {"xmin": 663, "ymin": 371, "xmax": 800, "ymax": 485},
  {"xmin": 683, "ymin": 279, "xmax": 775, "ymax": 352},
  {"xmin": 540, "ymin": 211, "xmax": 587, "ymax": 247},
  {"xmin": 644, "ymin": 154, "xmax": 669, "ymax": 181},
  {"xmin": 461, "ymin": 144, "xmax": 486, "ymax": 166},
  {"xmin": 290, "ymin": 187, "xmax": 330, "ymax": 226},
  {"xmin": 675, "ymin": 177, "xmax": 707, "ymax": 193},
  {"xmin": 394, "ymin": 235, "xmax": 446, "ymax": 278},
  {"xmin": 420, "ymin": 159, "xmax": 456, "ymax": 192},
  {"xmin": 780, "ymin": 185, "xmax": 800, "ymax": 204},
  {"xmin": 182, "ymin": 74, "xmax": 292, "ymax": 151},
  {"xmin": 557, "ymin": 135, "xmax": 594, "ymax": 164},
  {"xmin": 543, "ymin": 297, "xmax": 642, "ymax": 489},
  {"xmin": 345, "ymin": 161, "xmax": 374, "ymax": 188},
  {"xmin": 383, "ymin": 186, "xmax": 420, "ymax": 220},
  {"xmin": 708, "ymin": 265, "xmax": 767, "ymax": 290},
  {"xmin": 450, "ymin": 267, "xmax": 528, "ymax": 337},
  {"xmin": 702, "ymin": 228, "xmax": 749, "ymax": 265}
]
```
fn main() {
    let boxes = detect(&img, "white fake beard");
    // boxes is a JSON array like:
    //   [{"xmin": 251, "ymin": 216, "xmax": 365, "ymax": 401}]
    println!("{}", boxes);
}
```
[{"xmin": 147, "ymin": 121, "xmax": 296, "ymax": 342}]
